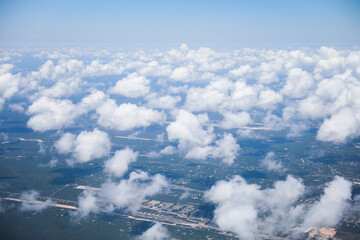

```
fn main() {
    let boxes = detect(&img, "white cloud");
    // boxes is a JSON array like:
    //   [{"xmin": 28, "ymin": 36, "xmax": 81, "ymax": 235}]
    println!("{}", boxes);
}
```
[
  {"xmin": 100, "ymin": 171, "xmax": 168, "ymax": 213},
  {"xmin": 281, "ymin": 68, "xmax": 313, "ymax": 99},
  {"xmin": 27, "ymin": 97, "xmax": 77, "ymax": 132},
  {"xmin": 104, "ymin": 147, "xmax": 138, "ymax": 177},
  {"xmin": 229, "ymin": 64, "xmax": 252, "ymax": 78},
  {"xmin": 77, "ymin": 90, "xmax": 107, "ymax": 114},
  {"xmin": 136, "ymin": 222, "xmax": 173, "ymax": 240},
  {"xmin": 167, "ymin": 110, "xmax": 214, "ymax": 151},
  {"xmin": 82, "ymin": 59, "xmax": 125, "ymax": 77},
  {"xmin": 0, "ymin": 64, "xmax": 21, "ymax": 110},
  {"xmin": 110, "ymin": 72, "xmax": 150, "ymax": 98},
  {"xmin": 303, "ymin": 176, "xmax": 352, "ymax": 228},
  {"xmin": 170, "ymin": 67, "xmax": 189, "ymax": 81},
  {"xmin": 316, "ymin": 107, "xmax": 360, "ymax": 143},
  {"xmin": 230, "ymin": 81, "xmax": 259, "ymax": 111},
  {"xmin": 72, "ymin": 171, "xmax": 168, "ymax": 219},
  {"xmin": 30, "ymin": 59, "xmax": 83, "ymax": 80},
  {"xmin": 205, "ymin": 175, "xmax": 352, "ymax": 239},
  {"xmin": 97, "ymin": 99, "xmax": 166, "ymax": 131},
  {"xmin": 219, "ymin": 111, "xmax": 252, "ymax": 129},
  {"xmin": 56, "ymin": 129, "xmax": 111, "ymax": 164},
  {"xmin": 183, "ymin": 78, "xmax": 232, "ymax": 112},
  {"xmin": 167, "ymin": 110, "xmax": 240, "ymax": 164},
  {"xmin": 72, "ymin": 189, "xmax": 99, "ymax": 219},
  {"xmin": 54, "ymin": 132, "xmax": 76, "ymax": 154},
  {"xmin": 139, "ymin": 61, "xmax": 172, "ymax": 77},
  {"xmin": 261, "ymin": 152, "xmax": 285, "ymax": 172},
  {"xmin": 146, "ymin": 93, "xmax": 181, "ymax": 110},
  {"xmin": 210, "ymin": 133, "xmax": 240, "ymax": 165},
  {"xmin": 256, "ymin": 89, "xmax": 283, "ymax": 109},
  {"xmin": 72, "ymin": 128, "xmax": 111, "ymax": 163},
  {"xmin": 19, "ymin": 190, "xmax": 53, "ymax": 212}
]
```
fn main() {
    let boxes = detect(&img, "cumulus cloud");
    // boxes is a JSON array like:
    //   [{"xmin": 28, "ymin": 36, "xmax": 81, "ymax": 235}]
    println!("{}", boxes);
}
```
[
  {"xmin": 303, "ymin": 176, "xmax": 352, "ymax": 228},
  {"xmin": 167, "ymin": 110, "xmax": 240, "ymax": 164},
  {"xmin": 19, "ymin": 190, "xmax": 53, "ymax": 212},
  {"xmin": 316, "ymin": 107, "xmax": 360, "ymax": 143},
  {"xmin": 97, "ymin": 99, "xmax": 166, "ymax": 131},
  {"xmin": 281, "ymin": 68, "xmax": 313, "ymax": 99},
  {"xmin": 73, "ymin": 171, "xmax": 168, "ymax": 217},
  {"xmin": 30, "ymin": 59, "xmax": 83, "ymax": 80},
  {"xmin": 0, "ymin": 64, "xmax": 21, "ymax": 110},
  {"xmin": 261, "ymin": 152, "xmax": 285, "ymax": 172},
  {"xmin": 101, "ymin": 171, "xmax": 168, "ymax": 213},
  {"xmin": 104, "ymin": 147, "xmax": 138, "ymax": 177},
  {"xmin": 210, "ymin": 133, "xmax": 240, "ymax": 165},
  {"xmin": 54, "ymin": 132, "xmax": 76, "ymax": 154},
  {"xmin": 72, "ymin": 129, "xmax": 111, "ymax": 163},
  {"xmin": 205, "ymin": 175, "xmax": 352, "ymax": 239},
  {"xmin": 27, "ymin": 97, "xmax": 78, "ymax": 132},
  {"xmin": 145, "ymin": 93, "xmax": 181, "ymax": 110},
  {"xmin": 219, "ymin": 111, "xmax": 252, "ymax": 129},
  {"xmin": 110, "ymin": 72, "xmax": 150, "ymax": 98},
  {"xmin": 256, "ymin": 89, "xmax": 283, "ymax": 109},
  {"xmin": 167, "ymin": 110, "xmax": 214, "ymax": 150},
  {"xmin": 136, "ymin": 222, "xmax": 173, "ymax": 240},
  {"xmin": 170, "ymin": 67, "xmax": 189, "ymax": 81},
  {"xmin": 55, "ymin": 129, "xmax": 111, "ymax": 164},
  {"xmin": 72, "ymin": 189, "xmax": 99, "ymax": 219}
]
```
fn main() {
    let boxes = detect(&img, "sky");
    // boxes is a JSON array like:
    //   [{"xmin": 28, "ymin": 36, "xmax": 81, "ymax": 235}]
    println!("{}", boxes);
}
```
[{"xmin": 0, "ymin": 0, "xmax": 359, "ymax": 47}]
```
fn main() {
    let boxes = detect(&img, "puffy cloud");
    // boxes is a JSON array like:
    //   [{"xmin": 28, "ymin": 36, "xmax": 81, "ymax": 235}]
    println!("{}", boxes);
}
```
[
  {"xmin": 104, "ymin": 147, "xmax": 138, "ymax": 177},
  {"xmin": 261, "ymin": 152, "xmax": 285, "ymax": 172},
  {"xmin": 28, "ymin": 90, "xmax": 108, "ymax": 132},
  {"xmin": 19, "ymin": 190, "xmax": 53, "ymax": 212},
  {"xmin": 229, "ymin": 64, "xmax": 253, "ymax": 78},
  {"xmin": 210, "ymin": 133, "xmax": 240, "ymax": 165},
  {"xmin": 230, "ymin": 81, "xmax": 259, "ymax": 111},
  {"xmin": 145, "ymin": 93, "xmax": 181, "ymax": 110},
  {"xmin": 256, "ymin": 89, "xmax": 283, "ymax": 109},
  {"xmin": 72, "ymin": 189, "xmax": 99, "ymax": 219},
  {"xmin": 77, "ymin": 90, "xmax": 107, "ymax": 114},
  {"xmin": 54, "ymin": 132, "xmax": 76, "ymax": 154},
  {"xmin": 27, "ymin": 97, "xmax": 78, "ymax": 132},
  {"xmin": 205, "ymin": 175, "xmax": 352, "ymax": 239},
  {"xmin": 167, "ymin": 110, "xmax": 240, "ymax": 164},
  {"xmin": 138, "ymin": 61, "xmax": 172, "ymax": 77},
  {"xmin": 316, "ymin": 107, "xmax": 360, "ymax": 143},
  {"xmin": 82, "ymin": 59, "xmax": 125, "ymax": 77},
  {"xmin": 314, "ymin": 47, "xmax": 345, "ymax": 78},
  {"xmin": 101, "ymin": 171, "xmax": 168, "ymax": 213},
  {"xmin": 73, "ymin": 171, "xmax": 168, "ymax": 217},
  {"xmin": 97, "ymin": 99, "xmax": 166, "ymax": 131},
  {"xmin": 170, "ymin": 67, "xmax": 189, "ymax": 81},
  {"xmin": 219, "ymin": 111, "xmax": 252, "ymax": 129},
  {"xmin": 281, "ymin": 68, "xmax": 313, "ymax": 99},
  {"xmin": 30, "ymin": 59, "xmax": 83, "ymax": 80},
  {"xmin": 183, "ymin": 78, "xmax": 233, "ymax": 112},
  {"xmin": 303, "ymin": 176, "xmax": 352, "ymax": 228},
  {"xmin": 136, "ymin": 222, "xmax": 173, "ymax": 240},
  {"xmin": 167, "ymin": 110, "xmax": 214, "ymax": 151},
  {"xmin": 72, "ymin": 129, "xmax": 111, "ymax": 163},
  {"xmin": 56, "ymin": 129, "xmax": 111, "ymax": 164},
  {"xmin": 110, "ymin": 73, "xmax": 150, "ymax": 98},
  {"xmin": 0, "ymin": 64, "xmax": 21, "ymax": 110}
]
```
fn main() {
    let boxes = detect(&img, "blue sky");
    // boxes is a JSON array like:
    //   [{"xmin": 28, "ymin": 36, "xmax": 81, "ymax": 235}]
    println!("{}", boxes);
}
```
[{"xmin": 0, "ymin": 0, "xmax": 359, "ymax": 47}]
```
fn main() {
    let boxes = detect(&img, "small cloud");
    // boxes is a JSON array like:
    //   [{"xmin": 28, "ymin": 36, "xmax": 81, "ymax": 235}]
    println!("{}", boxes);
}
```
[
  {"xmin": 19, "ymin": 190, "xmax": 53, "ymax": 212},
  {"xmin": 136, "ymin": 222, "xmax": 174, "ymax": 240},
  {"xmin": 261, "ymin": 152, "xmax": 285, "ymax": 172}
]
